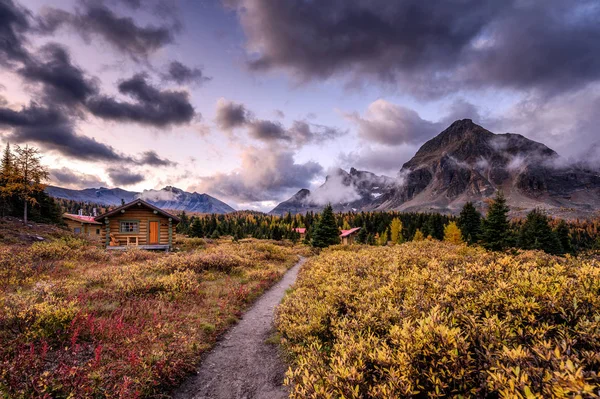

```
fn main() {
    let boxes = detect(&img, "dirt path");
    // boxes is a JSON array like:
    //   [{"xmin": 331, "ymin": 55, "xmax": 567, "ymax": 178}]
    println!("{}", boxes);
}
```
[{"xmin": 173, "ymin": 257, "xmax": 306, "ymax": 399}]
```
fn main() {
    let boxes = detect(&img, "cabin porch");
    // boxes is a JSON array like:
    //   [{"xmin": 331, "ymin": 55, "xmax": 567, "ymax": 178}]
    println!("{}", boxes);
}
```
[{"xmin": 106, "ymin": 244, "xmax": 171, "ymax": 252}]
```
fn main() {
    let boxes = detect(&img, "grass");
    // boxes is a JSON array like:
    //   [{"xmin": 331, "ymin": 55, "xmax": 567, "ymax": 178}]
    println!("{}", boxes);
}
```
[
  {"xmin": 277, "ymin": 241, "xmax": 600, "ymax": 398},
  {"xmin": 0, "ymin": 224, "xmax": 302, "ymax": 399}
]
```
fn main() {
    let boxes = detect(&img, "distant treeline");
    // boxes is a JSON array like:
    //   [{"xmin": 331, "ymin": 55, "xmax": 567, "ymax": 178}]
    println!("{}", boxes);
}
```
[
  {"xmin": 176, "ymin": 194, "xmax": 600, "ymax": 254},
  {"xmin": 176, "ymin": 209, "xmax": 454, "ymax": 243},
  {"xmin": 56, "ymin": 198, "xmax": 112, "ymax": 217}
]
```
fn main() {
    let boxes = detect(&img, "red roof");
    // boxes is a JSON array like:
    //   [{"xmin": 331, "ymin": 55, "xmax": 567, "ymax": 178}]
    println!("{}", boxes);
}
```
[
  {"xmin": 294, "ymin": 228, "xmax": 306, "ymax": 234},
  {"xmin": 63, "ymin": 213, "xmax": 102, "ymax": 225},
  {"xmin": 340, "ymin": 227, "xmax": 361, "ymax": 237}
]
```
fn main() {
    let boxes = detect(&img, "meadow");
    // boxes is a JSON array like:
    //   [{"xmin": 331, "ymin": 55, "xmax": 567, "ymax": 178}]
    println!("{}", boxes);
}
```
[
  {"xmin": 277, "ymin": 242, "xmax": 600, "ymax": 398},
  {"xmin": 0, "ymin": 231, "xmax": 303, "ymax": 398}
]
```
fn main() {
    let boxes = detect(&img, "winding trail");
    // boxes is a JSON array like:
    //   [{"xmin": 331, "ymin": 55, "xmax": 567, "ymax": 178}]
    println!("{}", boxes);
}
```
[{"xmin": 173, "ymin": 257, "xmax": 306, "ymax": 399}]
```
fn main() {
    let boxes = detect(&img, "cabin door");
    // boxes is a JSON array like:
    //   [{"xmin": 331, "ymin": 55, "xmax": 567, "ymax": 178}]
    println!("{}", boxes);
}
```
[{"xmin": 149, "ymin": 221, "xmax": 159, "ymax": 244}]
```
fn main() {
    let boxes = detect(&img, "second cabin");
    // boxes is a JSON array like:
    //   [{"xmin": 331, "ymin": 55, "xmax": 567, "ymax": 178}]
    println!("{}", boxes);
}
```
[{"xmin": 96, "ymin": 199, "xmax": 180, "ymax": 251}]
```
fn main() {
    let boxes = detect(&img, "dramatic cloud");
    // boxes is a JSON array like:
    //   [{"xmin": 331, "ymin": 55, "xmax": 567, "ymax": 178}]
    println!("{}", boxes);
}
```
[
  {"xmin": 38, "ymin": 3, "xmax": 177, "ymax": 60},
  {"xmin": 18, "ymin": 43, "xmax": 98, "ymax": 105},
  {"xmin": 87, "ymin": 73, "xmax": 196, "ymax": 127},
  {"xmin": 196, "ymin": 146, "xmax": 322, "ymax": 202},
  {"xmin": 345, "ymin": 99, "xmax": 439, "ymax": 145},
  {"xmin": 287, "ymin": 120, "xmax": 345, "ymax": 146},
  {"xmin": 163, "ymin": 61, "xmax": 210, "ymax": 85},
  {"xmin": 136, "ymin": 150, "xmax": 176, "ymax": 167},
  {"xmin": 247, "ymin": 119, "xmax": 289, "ymax": 142},
  {"xmin": 0, "ymin": 0, "xmax": 31, "ymax": 64},
  {"xmin": 0, "ymin": 103, "xmax": 130, "ymax": 162},
  {"xmin": 215, "ymin": 98, "xmax": 344, "ymax": 146},
  {"xmin": 339, "ymin": 144, "xmax": 420, "ymax": 176},
  {"xmin": 229, "ymin": 0, "xmax": 600, "ymax": 97},
  {"xmin": 214, "ymin": 98, "xmax": 251, "ymax": 130},
  {"xmin": 485, "ymin": 84, "xmax": 600, "ymax": 163},
  {"xmin": 107, "ymin": 167, "xmax": 144, "ymax": 186},
  {"xmin": 50, "ymin": 167, "xmax": 106, "ymax": 188}
]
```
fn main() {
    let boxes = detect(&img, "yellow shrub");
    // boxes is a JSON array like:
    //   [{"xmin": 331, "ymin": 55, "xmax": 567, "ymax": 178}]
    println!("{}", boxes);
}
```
[{"xmin": 277, "ymin": 241, "xmax": 600, "ymax": 398}]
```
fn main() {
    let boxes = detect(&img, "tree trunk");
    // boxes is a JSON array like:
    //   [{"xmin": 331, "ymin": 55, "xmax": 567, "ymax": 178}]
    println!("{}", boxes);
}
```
[{"xmin": 23, "ymin": 201, "xmax": 27, "ymax": 224}]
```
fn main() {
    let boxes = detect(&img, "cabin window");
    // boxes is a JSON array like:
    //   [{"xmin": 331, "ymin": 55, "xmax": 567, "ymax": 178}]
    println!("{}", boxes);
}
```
[
  {"xmin": 120, "ymin": 221, "xmax": 139, "ymax": 233},
  {"xmin": 74, "ymin": 227, "xmax": 81, "ymax": 234},
  {"xmin": 96, "ymin": 229, "xmax": 101, "ymax": 235}
]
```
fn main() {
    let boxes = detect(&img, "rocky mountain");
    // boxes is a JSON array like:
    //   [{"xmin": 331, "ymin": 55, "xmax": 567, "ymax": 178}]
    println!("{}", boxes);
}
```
[
  {"xmin": 271, "ymin": 120, "xmax": 600, "ymax": 218},
  {"xmin": 269, "ymin": 167, "xmax": 397, "ymax": 215},
  {"xmin": 46, "ymin": 185, "xmax": 235, "ymax": 214}
]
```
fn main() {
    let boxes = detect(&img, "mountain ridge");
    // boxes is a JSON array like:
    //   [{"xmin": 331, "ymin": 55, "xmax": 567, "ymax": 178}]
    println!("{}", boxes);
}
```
[
  {"xmin": 271, "ymin": 120, "xmax": 600, "ymax": 218},
  {"xmin": 46, "ymin": 185, "xmax": 236, "ymax": 214}
]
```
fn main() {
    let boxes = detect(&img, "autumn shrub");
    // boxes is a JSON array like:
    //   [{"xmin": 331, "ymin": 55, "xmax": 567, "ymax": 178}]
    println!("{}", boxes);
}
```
[
  {"xmin": 0, "ymin": 238, "xmax": 300, "ymax": 398},
  {"xmin": 277, "ymin": 241, "xmax": 600, "ymax": 398}
]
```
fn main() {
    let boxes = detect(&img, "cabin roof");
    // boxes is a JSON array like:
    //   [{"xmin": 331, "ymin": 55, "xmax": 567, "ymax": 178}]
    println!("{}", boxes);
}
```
[
  {"xmin": 294, "ymin": 227, "xmax": 306, "ymax": 234},
  {"xmin": 340, "ymin": 227, "xmax": 361, "ymax": 237},
  {"xmin": 63, "ymin": 213, "xmax": 102, "ymax": 225},
  {"xmin": 94, "ymin": 199, "xmax": 181, "ymax": 223}
]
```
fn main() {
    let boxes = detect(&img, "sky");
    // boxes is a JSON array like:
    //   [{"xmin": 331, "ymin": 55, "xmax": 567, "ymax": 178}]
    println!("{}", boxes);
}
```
[{"xmin": 1, "ymin": 0, "xmax": 599, "ymax": 211}]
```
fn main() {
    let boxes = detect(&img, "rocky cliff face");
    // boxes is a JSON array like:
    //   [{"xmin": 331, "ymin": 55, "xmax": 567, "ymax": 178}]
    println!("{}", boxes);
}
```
[
  {"xmin": 271, "ymin": 120, "xmax": 600, "ymax": 217},
  {"xmin": 46, "ymin": 185, "xmax": 235, "ymax": 214}
]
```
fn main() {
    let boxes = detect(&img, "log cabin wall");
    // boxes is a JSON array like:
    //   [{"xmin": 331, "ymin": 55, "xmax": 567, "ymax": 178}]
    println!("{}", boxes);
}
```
[
  {"xmin": 64, "ymin": 218, "xmax": 102, "ymax": 240},
  {"xmin": 104, "ymin": 208, "xmax": 172, "ymax": 246}
]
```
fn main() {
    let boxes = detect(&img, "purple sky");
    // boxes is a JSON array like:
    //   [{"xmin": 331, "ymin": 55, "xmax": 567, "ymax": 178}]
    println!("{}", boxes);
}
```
[{"xmin": 1, "ymin": 0, "xmax": 599, "ymax": 210}]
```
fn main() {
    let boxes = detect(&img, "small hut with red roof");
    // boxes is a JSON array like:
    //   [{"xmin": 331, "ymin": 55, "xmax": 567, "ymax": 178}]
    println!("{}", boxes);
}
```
[{"xmin": 340, "ymin": 227, "xmax": 361, "ymax": 245}]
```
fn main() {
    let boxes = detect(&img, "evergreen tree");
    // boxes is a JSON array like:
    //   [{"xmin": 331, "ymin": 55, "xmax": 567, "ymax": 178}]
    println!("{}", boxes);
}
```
[
  {"xmin": 443, "ymin": 221, "xmax": 464, "ymax": 244},
  {"xmin": 518, "ymin": 209, "xmax": 563, "ymax": 255},
  {"xmin": 555, "ymin": 220, "xmax": 572, "ymax": 254},
  {"xmin": 311, "ymin": 204, "xmax": 341, "ymax": 248},
  {"xmin": 190, "ymin": 219, "xmax": 205, "ymax": 238},
  {"xmin": 357, "ymin": 223, "xmax": 368, "ymax": 244},
  {"xmin": 367, "ymin": 233, "xmax": 376, "ymax": 245},
  {"xmin": 481, "ymin": 192, "xmax": 512, "ymax": 251},
  {"xmin": 177, "ymin": 211, "xmax": 190, "ymax": 234},
  {"xmin": 210, "ymin": 229, "xmax": 220, "ymax": 239},
  {"xmin": 1, "ymin": 143, "xmax": 12, "ymax": 175},
  {"xmin": 458, "ymin": 202, "xmax": 482, "ymax": 244}
]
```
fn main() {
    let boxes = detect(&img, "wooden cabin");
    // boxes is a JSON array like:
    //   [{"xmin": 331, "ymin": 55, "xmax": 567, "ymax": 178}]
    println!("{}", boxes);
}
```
[
  {"xmin": 293, "ymin": 227, "xmax": 306, "ymax": 240},
  {"xmin": 95, "ymin": 199, "xmax": 180, "ymax": 251},
  {"xmin": 63, "ymin": 213, "xmax": 103, "ymax": 240},
  {"xmin": 340, "ymin": 227, "xmax": 361, "ymax": 245}
]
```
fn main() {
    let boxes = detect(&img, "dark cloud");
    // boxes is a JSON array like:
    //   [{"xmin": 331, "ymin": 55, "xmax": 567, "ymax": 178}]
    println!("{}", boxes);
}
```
[
  {"xmin": 38, "ymin": 3, "xmax": 176, "ymax": 60},
  {"xmin": 247, "ymin": 119, "xmax": 289, "ymax": 142},
  {"xmin": 0, "ymin": 103, "xmax": 129, "ymax": 162},
  {"xmin": 345, "ymin": 99, "xmax": 439, "ymax": 145},
  {"xmin": 229, "ymin": 0, "xmax": 600, "ymax": 97},
  {"xmin": 215, "ymin": 98, "xmax": 251, "ymax": 130},
  {"xmin": 18, "ymin": 43, "xmax": 98, "ymax": 105},
  {"xmin": 288, "ymin": 120, "xmax": 345, "ymax": 146},
  {"xmin": 215, "ymin": 98, "xmax": 344, "ymax": 146},
  {"xmin": 163, "ymin": 61, "xmax": 210, "ymax": 85},
  {"xmin": 136, "ymin": 150, "xmax": 176, "ymax": 167},
  {"xmin": 196, "ymin": 146, "xmax": 323, "ymax": 202},
  {"xmin": 0, "ymin": 0, "xmax": 31, "ymax": 64},
  {"xmin": 107, "ymin": 167, "xmax": 144, "ymax": 186},
  {"xmin": 50, "ymin": 167, "xmax": 106, "ymax": 188},
  {"xmin": 87, "ymin": 73, "xmax": 196, "ymax": 127}
]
